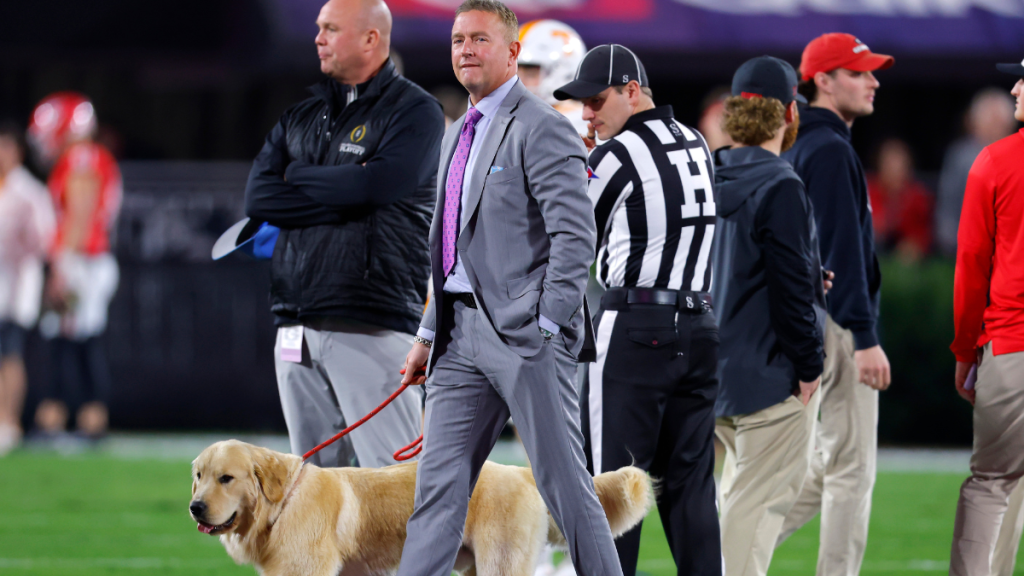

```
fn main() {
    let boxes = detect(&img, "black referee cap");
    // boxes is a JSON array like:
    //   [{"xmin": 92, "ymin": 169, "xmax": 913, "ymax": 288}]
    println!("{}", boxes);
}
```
[
  {"xmin": 553, "ymin": 44, "xmax": 649, "ymax": 101},
  {"xmin": 996, "ymin": 56, "xmax": 1024, "ymax": 76}
]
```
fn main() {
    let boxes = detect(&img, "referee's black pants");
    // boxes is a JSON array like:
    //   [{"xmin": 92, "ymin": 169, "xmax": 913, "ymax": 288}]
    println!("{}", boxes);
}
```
[{"xmin": 581, "ymin": 289, "xmax": 721, "ymax": 576}]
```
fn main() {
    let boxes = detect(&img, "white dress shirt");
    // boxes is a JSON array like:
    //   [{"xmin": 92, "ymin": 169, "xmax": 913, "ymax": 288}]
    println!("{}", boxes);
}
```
[{"xmin": 418, "ymin": 75, "xmax": 559, "ymax": 342}]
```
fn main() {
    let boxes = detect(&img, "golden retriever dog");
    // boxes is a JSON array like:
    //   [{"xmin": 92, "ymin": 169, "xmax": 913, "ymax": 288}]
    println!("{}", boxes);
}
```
[{"xmin": 190, "ymin": 440, "xmax": 652, "ymax": 576}]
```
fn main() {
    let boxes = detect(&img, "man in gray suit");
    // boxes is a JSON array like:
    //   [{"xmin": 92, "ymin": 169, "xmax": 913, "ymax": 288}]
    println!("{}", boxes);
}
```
[{"xmin": 396, "ymin": 1, "xmax": 622, "ymax": 574}]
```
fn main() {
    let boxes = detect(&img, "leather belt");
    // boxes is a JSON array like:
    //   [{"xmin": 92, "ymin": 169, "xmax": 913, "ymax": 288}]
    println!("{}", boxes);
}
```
[
  {"xmin": 601, "ymin": 287, "xmax": 712, "ymax": 313},
  {"xmin": 448, "ymin": 292, "xmax": 478, "ymax": 309}
]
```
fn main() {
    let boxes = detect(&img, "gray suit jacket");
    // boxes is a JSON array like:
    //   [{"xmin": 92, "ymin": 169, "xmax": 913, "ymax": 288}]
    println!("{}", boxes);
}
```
[{"xmin": 421, "ymin": 80, "xmax": 597, "ymax": 366}]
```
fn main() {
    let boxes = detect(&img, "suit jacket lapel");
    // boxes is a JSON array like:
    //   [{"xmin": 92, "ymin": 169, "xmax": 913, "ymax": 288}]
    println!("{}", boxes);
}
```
[{"xmin": 459, "ymin": 83, "xmax": 525, "ymax": 237}]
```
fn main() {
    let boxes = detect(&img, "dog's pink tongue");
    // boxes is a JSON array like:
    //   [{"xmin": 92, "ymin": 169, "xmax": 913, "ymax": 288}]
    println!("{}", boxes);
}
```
[{"xmin": 197, "ymin": 523, "xmax": 214, "ymax": 534}]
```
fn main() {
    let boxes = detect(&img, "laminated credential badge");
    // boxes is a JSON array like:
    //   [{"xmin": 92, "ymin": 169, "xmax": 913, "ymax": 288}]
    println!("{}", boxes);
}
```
[{"xmin": 280, "ymin": 326, "xmax": 303, "ymax": 363}]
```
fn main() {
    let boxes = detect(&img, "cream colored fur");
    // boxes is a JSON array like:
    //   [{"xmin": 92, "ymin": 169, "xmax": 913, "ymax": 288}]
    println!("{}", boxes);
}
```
[{"xmin": 190, "ymin": 440, "xmax": 652, "ymax": 576}]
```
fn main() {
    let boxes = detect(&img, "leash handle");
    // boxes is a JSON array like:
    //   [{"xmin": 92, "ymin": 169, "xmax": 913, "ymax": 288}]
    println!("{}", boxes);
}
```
[
  {"xmin": 393, "ymin": 435, "xmax": 423, "ymax": 461},
  {"xmin": 392, "ymin": 366, "xmax": 426, "ymax": 460},
  {"xmin": 301, "ymin": 366, "xmax": 427, "ymax": 463},
  {"xmin": 303, "ymin": 382, "xmax": 415, "ymax": 462}
]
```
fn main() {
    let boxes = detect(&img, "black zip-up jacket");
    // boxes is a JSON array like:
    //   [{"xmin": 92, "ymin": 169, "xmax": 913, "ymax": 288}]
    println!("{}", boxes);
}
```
[
  {"xmin": 244, "ymin": 60, "xmax": 445, "ymax": 334},
  {"xmin": 782, "ymin": 106, "xmax": 881, "ymax": 350},
  {"xmin": 712, "ymin": 146, "xmax": 826, "ymax": 418}
]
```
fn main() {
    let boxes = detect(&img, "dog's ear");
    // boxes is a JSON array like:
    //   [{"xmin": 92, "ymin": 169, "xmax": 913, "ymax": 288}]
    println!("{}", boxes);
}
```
[{"xmin": 252, "ymin": 447, "xmax": 292, "ymax": 504}]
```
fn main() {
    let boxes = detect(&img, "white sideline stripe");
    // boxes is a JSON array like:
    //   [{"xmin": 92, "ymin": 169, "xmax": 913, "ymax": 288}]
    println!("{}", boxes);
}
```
[
  {"xmin": 23, "ymin": 432, "xmax": 291, "ymax": 461},
  {"xmin": 21, "ymin": 434, "xmax": 972, "ymax": 471},
  {"xmin": 0, "ymin": 558, "xmax": 230, "ymax": 569},
  {"xmin": 770, "ymin": 558, "xmax": 950, "ymax": 571},
  {"xmin": 589, "ymin": 310, "xmax": 617, "ymax": 475}
]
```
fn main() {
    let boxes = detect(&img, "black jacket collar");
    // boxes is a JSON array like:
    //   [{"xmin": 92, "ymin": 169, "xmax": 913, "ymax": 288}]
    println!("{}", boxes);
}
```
[
  {"xmin": 309, "ymin": 59, "xmax": 399, "ymax": 111},
  {"xmin": 621, "ymin": 105, "xmax": 675, "ymax": 134},
  {"xmin": 798, "ymin": 105, "xmax": 852, "ymax": 142}
]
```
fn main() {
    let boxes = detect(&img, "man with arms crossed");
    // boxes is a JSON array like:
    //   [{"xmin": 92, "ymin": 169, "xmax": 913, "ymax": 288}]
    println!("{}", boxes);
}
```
[
  {"xmin": 244, "ymin": 0, "xmax": 444, "ymax": 469},
  {"xmin": 948, "ymin": 57, "xmax": 1024, "ymax": 576},
  {"xmin": 776, "ymin": 34, "xmax": 894, "ymax": 576},
  {"xmin": 554, "ymin": 44, "xmax": 721, "ymax": 575},
  {"xmin": 398, "ymin": 2, "xmax": 622, "ymax": 574}
]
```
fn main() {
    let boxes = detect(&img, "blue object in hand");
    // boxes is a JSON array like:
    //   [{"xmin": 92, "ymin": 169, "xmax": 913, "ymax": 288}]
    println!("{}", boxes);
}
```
[{"xmin": 211, "ymin": 218, "xmax": 281, "ymax": 261}]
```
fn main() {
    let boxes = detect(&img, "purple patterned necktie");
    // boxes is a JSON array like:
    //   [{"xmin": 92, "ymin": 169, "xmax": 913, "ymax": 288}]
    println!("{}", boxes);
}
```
[{"xmin": 442, "ymin": 107, "xmax": 484, "ymax": 277}]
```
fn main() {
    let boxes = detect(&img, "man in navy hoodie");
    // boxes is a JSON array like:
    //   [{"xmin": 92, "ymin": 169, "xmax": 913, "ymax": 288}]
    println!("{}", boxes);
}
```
[
  {"xmin": 776, "ymin": 33, "xmax": 894, "ymax": 576},
  {"xmin": 713, "ymin": 56, "xmax": 827, "ymax": 576}
]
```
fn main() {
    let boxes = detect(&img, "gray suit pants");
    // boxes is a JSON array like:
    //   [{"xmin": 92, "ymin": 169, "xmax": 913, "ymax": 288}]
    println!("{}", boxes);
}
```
[
  {"xmin": 397, "ymin": 299, "xmax": 622, "ymax": 576},
  {"xmin": 274, "ymin": 318, "xmax": 423, "ymax": 469}
]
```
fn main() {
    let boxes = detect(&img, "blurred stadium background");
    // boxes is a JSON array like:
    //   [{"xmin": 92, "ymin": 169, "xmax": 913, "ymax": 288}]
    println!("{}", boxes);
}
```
[{"xmin": 2, "ymin": 0, "xmax": 1024, "ymax": 573}]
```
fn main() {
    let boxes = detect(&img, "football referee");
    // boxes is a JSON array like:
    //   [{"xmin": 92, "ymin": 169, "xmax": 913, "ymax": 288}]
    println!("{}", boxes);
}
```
[{"xmin": 556, "ymin": 44, "xmax": 721, "ymax": 576}]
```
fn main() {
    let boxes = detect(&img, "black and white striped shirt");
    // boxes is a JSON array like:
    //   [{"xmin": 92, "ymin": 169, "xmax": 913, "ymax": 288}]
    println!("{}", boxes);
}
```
[{"xmin": 588, "ymin": 105, "xmax": 716, "ymax": 292}]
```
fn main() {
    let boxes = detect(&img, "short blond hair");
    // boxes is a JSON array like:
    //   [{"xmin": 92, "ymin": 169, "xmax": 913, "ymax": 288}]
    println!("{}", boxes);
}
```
[
  {"xmin": 722, "ymin": 95, "xmax": 785, "ymax": 147},
  {"xmin": 455, "ymin": 0, "xmax": 518, "ymax": 44}
]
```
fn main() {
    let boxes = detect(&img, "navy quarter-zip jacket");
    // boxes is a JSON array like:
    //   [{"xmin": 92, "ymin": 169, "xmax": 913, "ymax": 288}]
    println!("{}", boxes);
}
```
[{"xmin": 783, "ymin": 106, "xmax": 881, "ymax": 350}]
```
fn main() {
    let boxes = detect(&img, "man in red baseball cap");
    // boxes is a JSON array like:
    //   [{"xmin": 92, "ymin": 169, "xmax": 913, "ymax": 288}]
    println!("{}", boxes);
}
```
[
  {"xmin": 775, "ymin": 33, "xmax": 894, "ymax": 576},
  {"xmin": 800, "ymin": 33, "xmax": 893, "ymax": 82}
]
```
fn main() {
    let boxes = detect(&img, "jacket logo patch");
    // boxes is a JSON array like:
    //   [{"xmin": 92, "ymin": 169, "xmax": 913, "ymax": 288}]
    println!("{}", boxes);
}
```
[
  {"xmin": 350, "ymin": 125, "xmax": 367, "ymax": 142},
  {"xmin": 339, "ymin": 142, "xmax": 366, "ymax": 155}
]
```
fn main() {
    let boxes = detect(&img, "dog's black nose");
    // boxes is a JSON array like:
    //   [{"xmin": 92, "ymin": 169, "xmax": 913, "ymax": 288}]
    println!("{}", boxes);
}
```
[{"xmin": 189, "ymin": 501, "xmax": 207, "ymax": 517}]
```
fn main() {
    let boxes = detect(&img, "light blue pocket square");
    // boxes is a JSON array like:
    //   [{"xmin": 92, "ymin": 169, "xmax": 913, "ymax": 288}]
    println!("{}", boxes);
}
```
[{"xmin": 490, "ymin": 166, "xmax": 505, "ymax": 174}]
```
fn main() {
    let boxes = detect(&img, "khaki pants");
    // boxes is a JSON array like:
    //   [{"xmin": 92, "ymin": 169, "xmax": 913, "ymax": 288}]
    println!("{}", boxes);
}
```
[
  {"xmin": 993, "ymin": 482, "xmax": 1024, "ymax": 576},
  {"xmin": 951, "ymin": 344, "xmax": 1024, "ymax": 576},
  {"xmin": 717, "ymin": 392, "xmax": 820, "ymax": 576},
  {"xmin": 776, "ymin": 316, "xmax": 878, "ymax": 576}
]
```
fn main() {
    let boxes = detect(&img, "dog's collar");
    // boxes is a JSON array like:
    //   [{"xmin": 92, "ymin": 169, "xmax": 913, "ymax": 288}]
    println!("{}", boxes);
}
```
[{"xmin": 280, "ymin": 463, "xmax": 307, "ymax": 506}]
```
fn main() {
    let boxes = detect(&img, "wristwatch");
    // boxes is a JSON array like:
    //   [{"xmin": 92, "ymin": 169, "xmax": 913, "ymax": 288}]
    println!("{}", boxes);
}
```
[
  {"xmin": 413, "ymin": 335, "xmax": 432, "ymax": 348},
  {"xmin": 539, "ymin": 326, "xmax": 555, "ymax": 340}
]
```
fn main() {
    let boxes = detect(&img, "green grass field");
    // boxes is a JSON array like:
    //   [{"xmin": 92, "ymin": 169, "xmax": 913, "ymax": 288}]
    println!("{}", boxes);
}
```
[{"xmin": 1, "ymin": 451, "xmax": 1021, "ymax": 575}]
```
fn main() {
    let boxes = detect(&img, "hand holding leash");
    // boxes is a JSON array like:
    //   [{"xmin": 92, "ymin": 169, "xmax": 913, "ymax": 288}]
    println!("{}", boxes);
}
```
[
  {"xmin": 302, "ymin": 372, "xmax": 427, "ymax": 462},
  {"xmin": 402, "ymin": 343, "xmax": 430, "ymax": 386}
]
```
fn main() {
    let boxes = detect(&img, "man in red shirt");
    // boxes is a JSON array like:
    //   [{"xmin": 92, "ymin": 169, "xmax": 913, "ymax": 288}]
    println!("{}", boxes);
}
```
[
  {"xmin": 950, "ymin": 57, "xmax": 1024, "ymax": 576},
  {"xmin": 28, "ymin": 92, "xmax": 122, "ymax": 442},
  {"xmin": 866, "ymin": 138, "xmax": 934, "ymax": 260}
]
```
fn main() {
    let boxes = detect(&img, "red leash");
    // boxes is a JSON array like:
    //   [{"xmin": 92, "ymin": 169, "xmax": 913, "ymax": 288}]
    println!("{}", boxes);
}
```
[{"xmin": 302, "ymin": 370, "xmax": 425, "ymax": 462}]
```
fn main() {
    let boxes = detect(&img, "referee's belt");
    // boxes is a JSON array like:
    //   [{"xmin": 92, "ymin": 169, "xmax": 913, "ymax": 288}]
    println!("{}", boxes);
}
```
[{"xmin": 601, "ymin": 287, "xmax": 712, "ymax": 314}]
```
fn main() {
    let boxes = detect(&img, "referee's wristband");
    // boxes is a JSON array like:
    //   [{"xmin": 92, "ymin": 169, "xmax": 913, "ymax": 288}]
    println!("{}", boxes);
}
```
[{"xmin": 413, "ymin": 335, "xmax": 432, "ymax": 348}]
